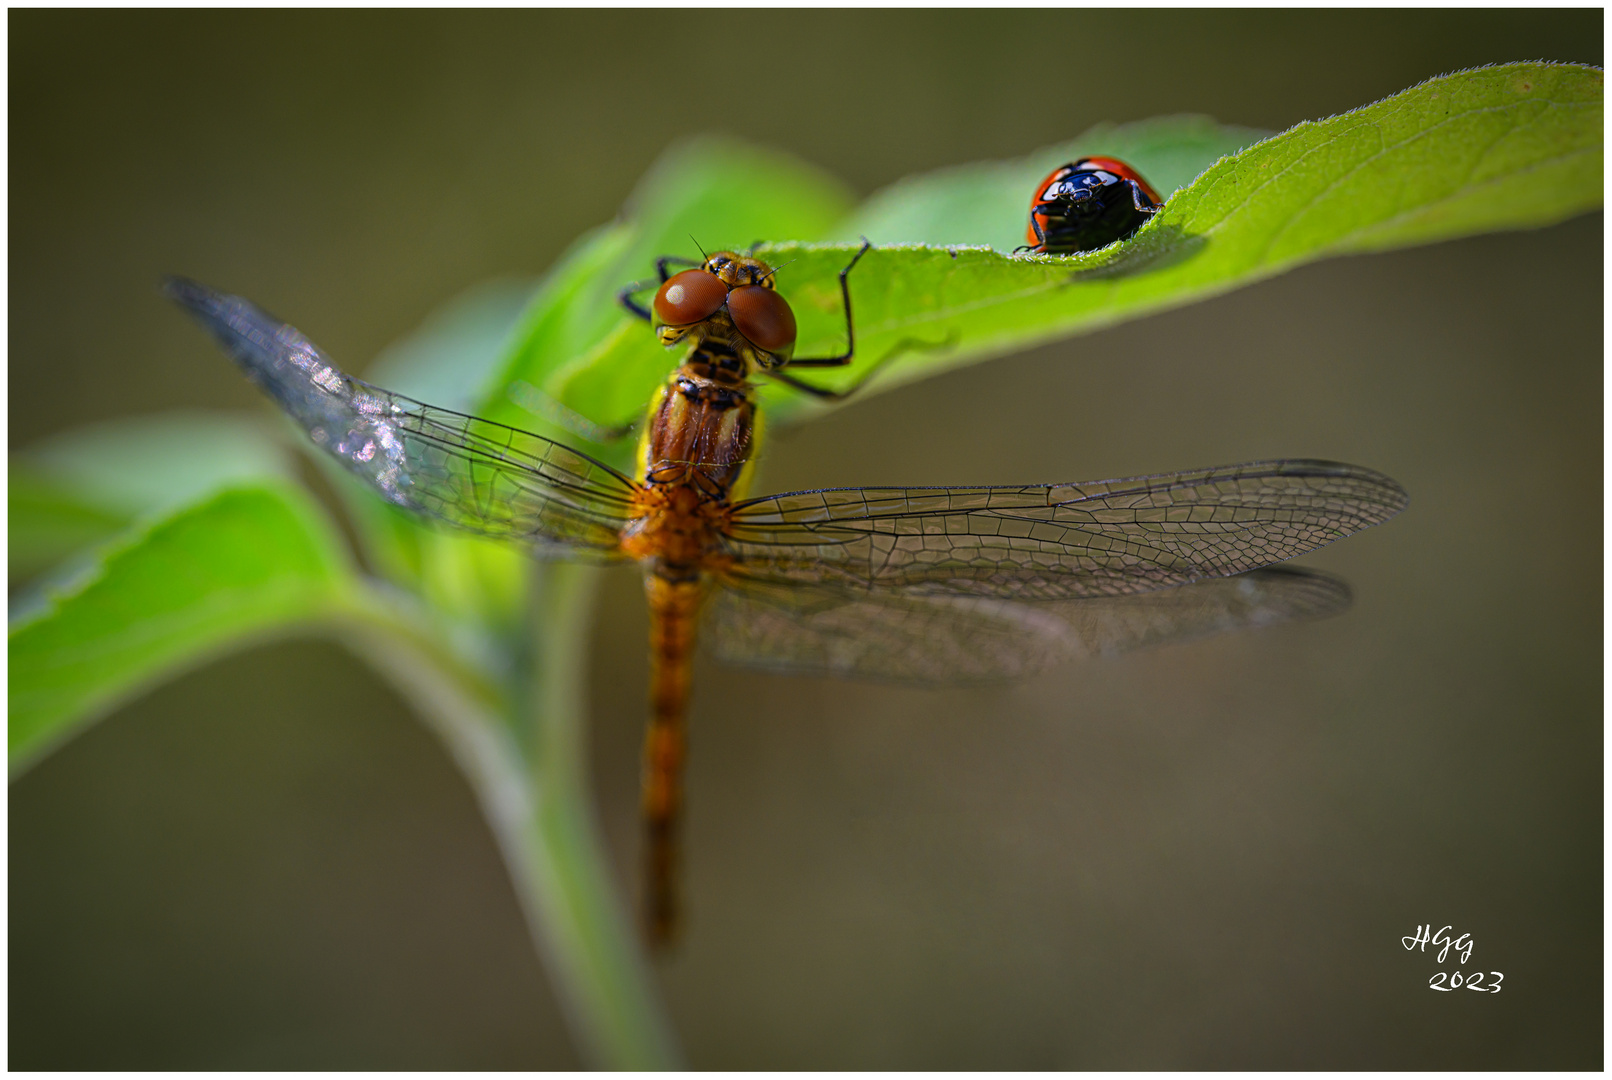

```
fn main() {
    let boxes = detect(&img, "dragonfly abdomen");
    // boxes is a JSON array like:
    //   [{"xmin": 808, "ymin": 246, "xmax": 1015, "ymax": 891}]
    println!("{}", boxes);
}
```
[{"xmin": 641, "ymin": 573, "xmax": 707, "ymax": 944}]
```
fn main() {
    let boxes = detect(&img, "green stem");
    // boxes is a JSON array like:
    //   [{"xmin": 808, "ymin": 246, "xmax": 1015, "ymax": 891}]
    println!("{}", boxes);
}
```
[
  {"xmin": 335, "ymin": 569, "xmax": 681, "ymax": 1069},
  {"xmin": 517, "ymin": 560, "xmax": 682, "ymax": 1069}
]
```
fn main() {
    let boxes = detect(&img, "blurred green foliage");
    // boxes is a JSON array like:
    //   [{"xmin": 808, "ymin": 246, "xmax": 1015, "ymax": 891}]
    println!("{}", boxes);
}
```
[{"xmin": 10, "ymin": 483, "xmax": 354, "ymax": 772}]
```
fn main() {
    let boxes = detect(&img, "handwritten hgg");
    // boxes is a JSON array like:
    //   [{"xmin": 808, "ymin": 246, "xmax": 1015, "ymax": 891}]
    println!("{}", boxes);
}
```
[{"xmin": 1402, "ymin": 924, "xmax": 1501, "ymax": 993}]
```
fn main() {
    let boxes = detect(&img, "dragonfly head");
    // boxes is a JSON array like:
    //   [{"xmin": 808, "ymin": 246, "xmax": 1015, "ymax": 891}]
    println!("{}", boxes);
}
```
[{"xmin": 653, "ymin": 251, "xmax": 797, "ymax": 369}]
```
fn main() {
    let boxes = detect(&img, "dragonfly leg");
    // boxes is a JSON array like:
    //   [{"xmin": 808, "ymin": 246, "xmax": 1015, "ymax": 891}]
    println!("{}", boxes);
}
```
[
  {"xmin": 657, "ymin": 254, "xmax": 702, "ymax": 280},
  {"xmin": 619, "ymin": 282, "xmax": 655, "ymax": 322},
  {"xmin": 618, "ymin": 255, "xmax": 705, "ymax": 322},
  {"xmin": 506, "ymin": 379, "xmax": 637, "ymax": 443},
  {"xmin": 768, "ymin": 328, "xmax": 959, "ymax": 402},
  {"xmin": 780, "ymin": 237, "xmax": 872, "ymax": 368}
]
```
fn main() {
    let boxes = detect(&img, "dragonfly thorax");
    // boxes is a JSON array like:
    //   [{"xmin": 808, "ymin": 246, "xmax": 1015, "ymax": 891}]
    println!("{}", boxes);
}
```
[
  {"xmin": 666, "ymin": 314, "xmax": 763, "ymax": 385},
  {"xmin": 638, "ymin": 367, "xmax": 757, "ymax": 496},
  {"xmin": 621, "ymin": 476, "xmax": 734, "ymax": 583}
]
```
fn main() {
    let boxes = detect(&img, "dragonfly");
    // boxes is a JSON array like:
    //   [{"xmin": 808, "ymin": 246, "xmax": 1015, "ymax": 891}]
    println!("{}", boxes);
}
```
[{"xmin": 165, "ymin": 247, "xmax": 1407, "ymax": 946}]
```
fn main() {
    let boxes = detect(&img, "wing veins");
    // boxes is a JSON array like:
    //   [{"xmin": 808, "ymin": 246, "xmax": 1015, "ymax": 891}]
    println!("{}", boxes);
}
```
[
  {"xmin": 720, "ymin": 460, "xmax": 1405, "ymax": 598},
  {"xmin": 397, "ymin": 422, "xmax": 637, "ymax": 512}
]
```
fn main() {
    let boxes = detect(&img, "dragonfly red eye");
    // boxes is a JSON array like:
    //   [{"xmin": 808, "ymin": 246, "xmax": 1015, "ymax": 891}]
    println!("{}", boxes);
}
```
[
  {"xmin": 726, "ymin": 284, "xmax": 796, "ymax": 353},
  {"xmin": 654, "ymin": 269, "xmax": 727, "ymax": 327}
]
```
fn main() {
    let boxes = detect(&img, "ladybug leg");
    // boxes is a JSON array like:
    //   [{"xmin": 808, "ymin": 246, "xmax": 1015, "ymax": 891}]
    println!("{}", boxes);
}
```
[
  {"xmin": 1127, "ymin": 181, "xmax": 1160, "ymax": 215},
  {"xmin": 780, "ymin": 238, "xmax": 872, "ymax": 367},
  {"xmin": 1013, "ymin": 215, "xmax": 1049, "ymax": 256}
]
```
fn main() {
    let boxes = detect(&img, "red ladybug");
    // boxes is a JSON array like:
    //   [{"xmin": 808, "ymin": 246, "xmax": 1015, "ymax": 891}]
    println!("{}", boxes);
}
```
[{"xmin": 1024, "ymin": 156, "xmax": 1164, "ymax": 254}]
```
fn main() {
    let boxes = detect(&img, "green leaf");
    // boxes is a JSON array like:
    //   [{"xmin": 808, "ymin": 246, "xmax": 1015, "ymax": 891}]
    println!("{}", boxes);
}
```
[
  {"xmin": 539, "ymin": 62, "xmax": 1603, "ymax": 431},
  {"xmin": 487, "ymin": 223, "xmax": 637, "ymax": 414},
  {"xmin": 366, "ymin": 276, "xmax": 541, "ymax": 411},
  {"xmin": 475, "ymin": 138, "xmax": 856, "ymax": 456},
  {"xmin": 10, "ymin": 411, "xmax": 293, "ymax": 579},
  {"xmin": 8, "ymin": 482, "xmax": 355, "ymax": 774},
  {"xmin": 16, "ymin": 410, "xmax": 291, "ymax": 516},
  {"xmin": 8, "ymin": 466, "xmax": 132, "ymax": 579}
]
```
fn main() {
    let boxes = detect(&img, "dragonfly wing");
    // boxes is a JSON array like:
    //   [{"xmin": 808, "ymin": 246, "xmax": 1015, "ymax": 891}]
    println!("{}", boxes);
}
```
[
  {"xmin": 1047, "ymin": 565, "xmax": 1350, "ymax": 659},
  {"xmin": 705, "ymin": 578, "xmax": 1071, "ymax": 683},
  {"xmin": 705, "ymin": 567, "xmax": 1351, "ymax": 684},
  {"xmin": 724, "ymin": 460, "xmax": 1405, "ymax": 598},
  {"xmin": 166, "ymin": 278, "xmax": 638, "ymax": 557}
]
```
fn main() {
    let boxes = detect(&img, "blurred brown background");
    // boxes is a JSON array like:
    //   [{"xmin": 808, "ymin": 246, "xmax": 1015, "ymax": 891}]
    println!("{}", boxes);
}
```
[{"xmin": 9, "ymin": 10, "xmax": 1601, "ymax": 1068}]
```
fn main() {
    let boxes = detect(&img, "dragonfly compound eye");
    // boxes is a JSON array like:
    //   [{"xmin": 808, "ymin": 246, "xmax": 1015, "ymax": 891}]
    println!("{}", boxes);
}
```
[
  {"xmin": 726, "ymin": 284, "xmax": 797, "ymax": 354},
  {"xmin": 654, "ymin": 269, "xmax": 728, "ymax": 327}
]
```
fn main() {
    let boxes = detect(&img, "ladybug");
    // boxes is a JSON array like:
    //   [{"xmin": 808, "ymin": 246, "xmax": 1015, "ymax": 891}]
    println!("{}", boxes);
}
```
[{"xmin": 1023, "ymin": 157, "xmax": 1164, "ymax": 254}]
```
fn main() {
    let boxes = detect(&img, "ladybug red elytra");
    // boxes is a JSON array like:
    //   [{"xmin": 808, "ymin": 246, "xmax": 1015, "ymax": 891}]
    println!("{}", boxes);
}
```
[{"xmin": 1023, "ymin": 156, "xmax": 1164, "ymax": 255}]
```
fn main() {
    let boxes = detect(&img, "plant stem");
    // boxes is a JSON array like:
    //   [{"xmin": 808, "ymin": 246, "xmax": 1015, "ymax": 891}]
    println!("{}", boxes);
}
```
[
  {"xmin": 337, "ymin": 568, "xmax": 681, "ymax": 1069},
  {"xmin": 517, "ymin": 560, "xmax": 682, "ymax": 1069}
]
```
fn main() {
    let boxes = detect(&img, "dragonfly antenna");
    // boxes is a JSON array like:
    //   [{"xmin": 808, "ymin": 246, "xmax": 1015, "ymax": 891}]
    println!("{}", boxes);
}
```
[{"xmin": 760, "ymin": 259, "xmax": 797, "ymax": 284}]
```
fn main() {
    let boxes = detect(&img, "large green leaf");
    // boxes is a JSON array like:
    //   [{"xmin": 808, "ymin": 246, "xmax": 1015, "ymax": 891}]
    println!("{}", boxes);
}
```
[
  {"xmin": 8, "ymin": 482, "xmax": 355, "ymax": 774},
  {"xmin": 10, "ymin": 411, "xmax": 291, "ymax": 578},
  {"xmin": 8, "ymin": 468, "xmax": 131, "ymax": 580},
  {"xmin": 534, "ymin": 62, "xmax": 1600, "ymax": 435},
  {"xmin": 366, "ymin": 276, "xmax": 541, "ymax": 411}
]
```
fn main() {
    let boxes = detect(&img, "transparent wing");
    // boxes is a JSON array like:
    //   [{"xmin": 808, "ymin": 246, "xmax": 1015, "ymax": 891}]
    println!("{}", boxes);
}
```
[
  {"xmin": 705, "ymin": 567, "xmax": 1352, "ymax": 684},
  {"xmin": 166, "ymin": 278, "xmax": 639, "ymax": 557},
  {"xmin": 725, "ymin": 460, "xmax": 1405, "ymax": 598}
]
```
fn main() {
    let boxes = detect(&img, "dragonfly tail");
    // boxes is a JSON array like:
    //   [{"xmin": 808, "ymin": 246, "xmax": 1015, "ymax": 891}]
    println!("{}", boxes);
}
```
[{"xmin": 642, "ymin": 576, "xmax": 703, "ymax": 949}]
